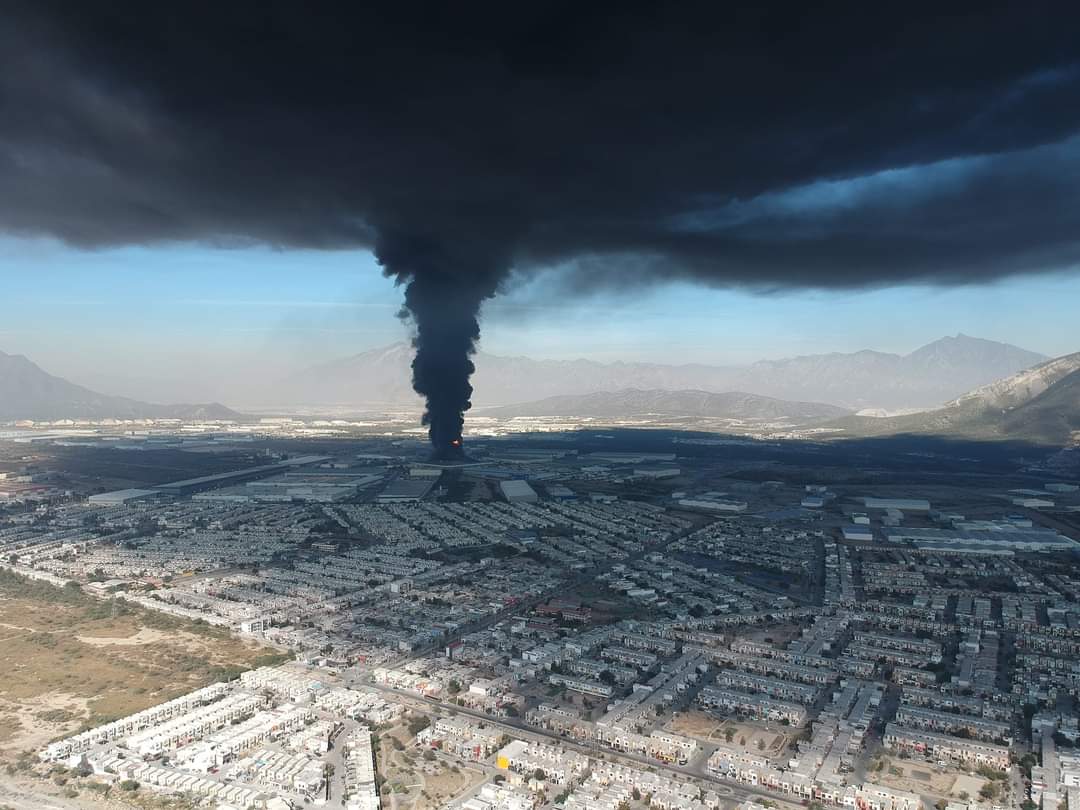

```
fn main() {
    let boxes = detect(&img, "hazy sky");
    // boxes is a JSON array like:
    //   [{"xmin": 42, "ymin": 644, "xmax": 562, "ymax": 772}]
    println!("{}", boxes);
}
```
[{"xmin": 3, "ymin": 236, "xmax": 1078, "ymax": 404}]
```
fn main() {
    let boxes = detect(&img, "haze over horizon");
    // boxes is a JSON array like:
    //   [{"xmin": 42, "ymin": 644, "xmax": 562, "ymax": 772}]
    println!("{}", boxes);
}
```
[{"xmin": 2, "ymin": 239, "xmax": 1079, "ymax": 406}]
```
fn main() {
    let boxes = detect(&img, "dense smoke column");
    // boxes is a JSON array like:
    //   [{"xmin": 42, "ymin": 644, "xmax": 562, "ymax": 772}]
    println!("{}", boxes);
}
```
[
  {"xmin": 378, "ymin": 232, "xmax": 507, "ymax": 460},
  {"xmin": 402, "ymin": 275, "xmax": 482, "ymax": 458}
]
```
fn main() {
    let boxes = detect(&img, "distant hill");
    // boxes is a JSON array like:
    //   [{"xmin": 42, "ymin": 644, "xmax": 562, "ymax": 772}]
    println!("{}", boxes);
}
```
[
  {"xmin": 285, "ymin": 342, "xmax": 420, "ymax": 408},
  {"xmin": 277, "ymin": 334, "xmax": 1047, "ymax": 411},
  {"xmin": 1001, "ymin": 367, "xmax": 1080, "ymax": 444},
  {"xmin": 735, "ymin": 334, "xmax": 1047, "ymax": 410},
  {"xmin": 830, "ymin": 352, "xmax": 1080, "ymax": 444},
  {"xmin": 482, "ymin": 388, "xmax": 850, "ymax": 422},
  {"xmin": 0, "ymin": 350, "xmax": 241, "ymax": 421}
]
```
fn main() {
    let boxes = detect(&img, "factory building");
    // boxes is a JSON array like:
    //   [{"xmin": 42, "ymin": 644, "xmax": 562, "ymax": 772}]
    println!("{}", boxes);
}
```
[
  {"xmin": 376, "ymin": 478, "xmax": 436, "ymax": 503},
  {"xmin": 153, "ymin": 456, "xmax": 330, "ymax": 496},
  {"xmin": 634, "ymin": 466, "xmax": 681, "ymax": 479},
  {"xmin": 88, "ymin": 488, "xmax": 159, "ymax": 506},
  {"xmin": 841, "ymin": 525, "xmax": 874, "ymax": 541},
  {"xmin": 678, "ymin": 498, "xmax": 747, "ymax": 513},
  {"xmin": 862, "ymin": 497, "xmax": 931, "ymax": 511},
  {"xmin": 500, "ymin": 480, "xmax": 539, "ymax": 503},
  {"xmin": 885, "ymin": 526, "xmax": 1077, "ymax": 553}
]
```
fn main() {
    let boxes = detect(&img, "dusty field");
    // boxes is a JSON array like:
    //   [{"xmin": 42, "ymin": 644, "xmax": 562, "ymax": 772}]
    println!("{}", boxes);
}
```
[
  {"xmin": 666, "ymin": 710, "xmax": 730, "ymax": 741},
  {"xmin": 741, "ymin": 623, "xmax": 806, "ymax": 647},
  {"xmin": 0, "ymin": 569, "xmax": 290, "ymax": 758},
  {"xmin": 873, "ymin": 756, "xmax": 969, "ymax": 799},
  {"xmin": 414, "ymin": 756, "xmax": 484, "ymax": 810},
  {"xmin": 373, "ymin": 717, "xmax": 488, "ymax": 810},
  {"xmin": 667, "ymin": 712, "xmax": 792, "ymax": 759},
  {"xmin": 0, "ymin": 767, "xmax": 204, "ymax": 810}
]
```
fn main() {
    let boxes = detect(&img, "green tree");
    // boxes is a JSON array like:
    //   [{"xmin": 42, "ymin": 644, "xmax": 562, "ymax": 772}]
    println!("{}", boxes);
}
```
[
  {"xmin": 407, "ymin": 715, "xmax": 431, "ymax": 735},
  {"xmin": 979, "ymin": 782, "xmax": 1000, "ymax": 801}
]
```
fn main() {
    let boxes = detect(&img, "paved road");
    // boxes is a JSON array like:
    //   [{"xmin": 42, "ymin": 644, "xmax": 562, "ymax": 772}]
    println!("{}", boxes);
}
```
[{"xmin": 355, "ymin": 679, "xmax": 810, "ymax": 807}]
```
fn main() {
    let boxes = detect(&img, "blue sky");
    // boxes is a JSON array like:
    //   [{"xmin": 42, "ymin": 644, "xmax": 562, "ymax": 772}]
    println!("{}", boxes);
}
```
[{"xmin": 2, "ymin": 236, "xmax": 1079, "ymax": 403}]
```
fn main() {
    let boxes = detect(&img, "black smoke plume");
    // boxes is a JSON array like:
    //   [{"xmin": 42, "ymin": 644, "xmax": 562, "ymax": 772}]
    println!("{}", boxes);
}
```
[
  {"xmin": 3, "ymin": 4, "xmax": 1080, "ymax": 451},
  {"xmin": 376, "ymin": 231, "xmax": 508, "ymax": 458}
]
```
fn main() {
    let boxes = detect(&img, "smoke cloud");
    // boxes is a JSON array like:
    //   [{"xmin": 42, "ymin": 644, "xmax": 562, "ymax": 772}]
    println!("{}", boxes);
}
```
[
  {"xmin": 3, "ymin": 4, "xmax": 1080, "ymax": 451},
  {"xmin": 375, "ymin": 230, "xmax": 509, "ymax": 456}
]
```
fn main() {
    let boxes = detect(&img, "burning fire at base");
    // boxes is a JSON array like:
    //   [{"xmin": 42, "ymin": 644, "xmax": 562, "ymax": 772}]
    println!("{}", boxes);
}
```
[{"xmin": 431, "ymin": 437, "xmax": 466, "ymax": 462}]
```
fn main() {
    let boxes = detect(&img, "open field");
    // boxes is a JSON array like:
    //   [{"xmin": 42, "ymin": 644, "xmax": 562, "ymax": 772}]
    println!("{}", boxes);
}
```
[
  {"xmin": 666, "ymin": 710, "xmax": 730, "ymax": 742},
  {"xmin": 871, "ymin": 755, "xmax": 993, "ymax": 801},
  {"xmin": 666, "ymin": 711, "xmax": 792, "ymax": 755},
  {"xmin": 375, "ymin": 718, "xmax": 487, "ymax": 810},
  {"xmin": 0, "ymin": 568, "xmax": 290, "ymax": 757}
]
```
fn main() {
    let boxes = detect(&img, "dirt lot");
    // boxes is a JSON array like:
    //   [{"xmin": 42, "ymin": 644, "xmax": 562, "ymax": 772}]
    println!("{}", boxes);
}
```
[
  {"xmin": 375, "ymin": 718, "xmax": 486, "ymax": 810},
  {"xmin": 0, "ymin": 569, "xmax": 290, "ymax": 758},
  {"xmin": 741, "ymin": 623, "xmax": 807, "ymax": 647},
  {"xmin": 871, "ymin": 756, "xmax": 986, "ymax": 800},
  {"xmin": 0, "ymin": 767, "xmax": 206, "ymax": 810},
  {"xmin": 667, "ymin": 711, "xmax": 792, "ymax": 755}
]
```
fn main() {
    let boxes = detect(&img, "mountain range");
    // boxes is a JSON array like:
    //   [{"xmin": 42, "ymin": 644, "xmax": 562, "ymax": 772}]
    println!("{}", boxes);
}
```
[
  {"xmin": 0, "ymin": 350, "xmax": 239, "ymax": 421},
  {"xmin": 831, "ymin": 352, "xmax": 1080, "ymax": 445},
  {"xmin": 3, "ymin": 336, "xmax": 1075, "ymax": 445},
  {"xmin": 281, "ymin": 334, "xmax": 1047, "ymax": 411}
]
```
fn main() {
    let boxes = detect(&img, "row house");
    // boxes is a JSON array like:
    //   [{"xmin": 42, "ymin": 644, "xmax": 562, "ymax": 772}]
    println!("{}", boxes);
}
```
[
  {"xmin": 837, "ymin": 656, "xmax": 877, "ymax": 678},
  {"xmin": 714, "ymin": 670, "xmax": 821, "ymax": 704},
  {"xmin": 891, "ymin": 666, "xmax": 938, "ymax": 687},
  {"xmin": 621, "ymin": 631, "xmax": 680, "ymax": 656},
  {"xmin": 127, "ymin": 763, "xmax": 262, "ymax": 808},
  {"xmin": 900, "ymin": 687, "xmax": 1013, "ymax": 722},
  {"xmin": 706, "ymin": 747, "xmax": 814, "ymax": 801},
  {"xmin": 41, "ymin": 682, "xmax": 230, "ymax": 760},
  {"xmin": 124, "ymin": 693, "xmax": 264, "ymax": 758},
  {"xmin": 189, "ymin": 704, "xmax": 311, "ymax": 765},
  {"xmin": 730, "ymin": 639, "xmax": 837, "ymax": 671},
  {"xmin": 894, "ymin": 706, "xmax": 1011, "ymax": 744},
  {"xmin": 495, "ymin": 739, "xmax": 590, "ymax": 785},
  {"xmin": 548, "ymin": 673, "xmax": 614, "ymax": 698},
  {"xmin": 600, "ymin": 645, "xmax": 658, "ymax": 669},
  {"xmin": 698, "ymin": 686, "xmax": 808, "ymax": 726},
  {"xmin": 707, "ymin": 648, "xmax": 838, "ymax": 686},
  {"xmin": 883, "ymin": 723, "xmax": 1010, "ymax": 769},
  {"xmin": 421, "ymin": 716, "xmax": 504, "ymax": 761},
  {"xmin": 846, "ymin": 643, "xmax": 936, "ymax": 670}
]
